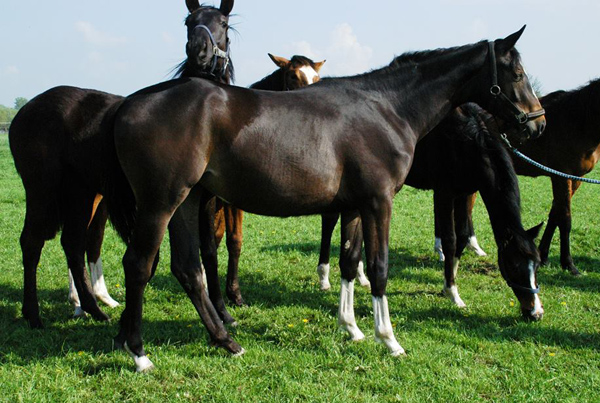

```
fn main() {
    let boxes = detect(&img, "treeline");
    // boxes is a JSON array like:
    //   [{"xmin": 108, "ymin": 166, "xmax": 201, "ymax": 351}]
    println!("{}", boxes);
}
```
[{"xmin": 0, "ymin": 98, "xmax": 28, "ymax": 132}]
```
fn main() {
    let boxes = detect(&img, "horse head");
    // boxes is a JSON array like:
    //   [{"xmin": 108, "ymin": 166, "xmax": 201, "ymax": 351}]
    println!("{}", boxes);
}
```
[
  {"xmin": 268, "ymin": 54, "xmax": 326, "ymax": 90},
  {"xmin": 471, "ymin": 26, "xmax": 546, "ymax": 144},
  {"xmin": 183, "ymin": 0, "xmax": 234, "ymax": 80},
  {"xmin": 497, "ymin": 223, "xmax": 544, "ymax": 321}
]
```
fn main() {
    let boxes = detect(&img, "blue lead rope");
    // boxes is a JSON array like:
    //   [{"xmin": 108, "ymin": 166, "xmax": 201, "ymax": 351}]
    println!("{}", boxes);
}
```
[{"xmin": 500, "ymin": 134, "xmax": 600, "ymax": 185}]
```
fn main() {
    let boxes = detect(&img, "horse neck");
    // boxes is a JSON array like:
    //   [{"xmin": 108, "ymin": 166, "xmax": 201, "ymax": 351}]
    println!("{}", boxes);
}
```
[
  {"xmin": 346, "ymin": 42, "xmax": 489, "ymax": 139},
  {"xmin": 476, "ymin": 138, "xmax": 526, "ymax": 246},
  {"xmin": 249, "ymin": 69, "xmax": 285, "ymax": 91},
  {"xmin": 176, "ymin": 60, "xmax": 232, "ymax": 85}
]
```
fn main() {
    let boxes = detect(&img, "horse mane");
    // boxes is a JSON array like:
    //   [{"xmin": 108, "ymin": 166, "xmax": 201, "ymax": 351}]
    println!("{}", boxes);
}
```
[
  {"xmin": 458, "ymin": 103, "xmax": 538, "ymax": 259},
  {"xmin": 541, "ymin": 78, "xmax": 600, "ymax": 117}
]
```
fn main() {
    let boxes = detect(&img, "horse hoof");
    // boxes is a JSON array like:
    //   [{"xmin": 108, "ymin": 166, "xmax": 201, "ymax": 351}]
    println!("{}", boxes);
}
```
[
  {"xmin": 91, "ymin": 310, "xmax": 110, "ymax": 322},
  {"xmin": 566, "ymin": 266, "xmax": 581, "ymax": 276},
  {"xmin": 27, "ymin": 317, "xmax": 44, "ymax": 329},
  {"xmin": 232, "ymin": 348, "xmax": 246, "ymax": 357}
]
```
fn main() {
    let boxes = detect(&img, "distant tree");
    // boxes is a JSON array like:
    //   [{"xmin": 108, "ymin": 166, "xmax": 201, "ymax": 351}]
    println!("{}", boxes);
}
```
[
  {"xmin": 14, "ymin": 97, "xmax": 28, "ymax": 110},
  {"xmin": 530, "ymin": 76, "xmax": 544, "ymax": 97}
]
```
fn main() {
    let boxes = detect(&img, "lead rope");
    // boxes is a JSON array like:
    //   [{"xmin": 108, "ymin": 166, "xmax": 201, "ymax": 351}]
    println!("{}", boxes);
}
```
[{"xmin": 500, "ymin": 133, "xmax": 600, "ymax": 184}]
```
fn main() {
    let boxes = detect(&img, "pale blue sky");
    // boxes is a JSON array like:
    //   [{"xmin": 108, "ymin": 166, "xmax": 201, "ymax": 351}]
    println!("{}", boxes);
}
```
[{"xmin": 1, "ymin": 0, "xmax": 599, "ymax": 107}]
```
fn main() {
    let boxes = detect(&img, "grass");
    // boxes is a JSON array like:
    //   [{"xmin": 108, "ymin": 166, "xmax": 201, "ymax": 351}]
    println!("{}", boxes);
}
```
[{"xmin": 0, "ymin": 133, "xmax": 599, "ymax": 402}]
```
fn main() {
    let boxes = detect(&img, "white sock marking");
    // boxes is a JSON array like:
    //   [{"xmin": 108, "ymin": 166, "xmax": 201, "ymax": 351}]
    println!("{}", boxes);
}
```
[
  {"xmin": 467, "ymin": 235, "xmax": 487, "ymax": 256},
  {"xmin": 443, "ymin": 285, "xmax": 467, "ymax": 308},
  {"xmin": 372, "ymin": 296, "xmax": 405, "ymax": 356},
  {"xmin": 90, "ymin": 258, "xmax": 120, "ymax": 308},
  {"xmin": 317, "ymin": 263, "xmax": 331, "ymax": 291},
  {"xmin": 124, "ymin": 341, "xmax": 155, "ymax": 373},
  {"xmin": 338, "ymin": 279, "xmax": 365, "ymax": 341},
  {"xmin": 434, "ymin": 237, "xmax": 445, "ymax": 261},
  {"xmin": 68, "ymin": 270, "xmax": 85, "ymax": 317},
  {"xmin": 356, "ymin": 261, "xmax": 371, "ymax": 288}
]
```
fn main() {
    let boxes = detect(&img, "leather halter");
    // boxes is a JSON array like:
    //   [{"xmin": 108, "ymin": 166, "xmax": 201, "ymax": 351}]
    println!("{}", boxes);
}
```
[
  {"xmin": 193, "ymin": 24, "xmax": 230, "ymax": 79},
  {"xmin": 506, "ymin": 280, "xmax": 540, "ymax": 294},
  {"xmin": 488, "ymin": 41, "xmax": 545, "ymax": 125}
]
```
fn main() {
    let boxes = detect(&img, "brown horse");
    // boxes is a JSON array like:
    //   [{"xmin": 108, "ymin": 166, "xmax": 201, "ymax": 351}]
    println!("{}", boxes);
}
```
[
  {"xmin": 8, "ymin": 0, "xmax": 234, "ymax": 329},
  {"xmin": 213, "ymin": 53, "xmax": 326, "ymax": 307},
  {"xmin": 106, "ymin": 27, "xmax": 545, "ymax": 371}
]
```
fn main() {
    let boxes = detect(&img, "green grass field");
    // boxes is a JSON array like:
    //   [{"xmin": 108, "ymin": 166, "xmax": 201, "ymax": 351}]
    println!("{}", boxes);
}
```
[{"xmin": 0, "ymin": 133, "xmax": 599, "ymax": 402}]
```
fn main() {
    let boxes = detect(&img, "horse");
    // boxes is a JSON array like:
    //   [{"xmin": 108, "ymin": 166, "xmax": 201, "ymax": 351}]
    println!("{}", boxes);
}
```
[
  {"xmin": 317, "ymin": 103, "xmax": 544, "ymax": 312},
  {"xmin": 447, "ymin": 79, "xmax": 600, "ymax": 276},
  {"xmin": 8, "ymin": 0, "xmax": 235, "ymax": 329},
  {"xmin": 106, "ymin": 26, "xmax": 546, "ymax": 371},
  {"xmin": 213, "ymin": 53, "xmax": 326, "ymax": 307},
  {"xmin": 511, "ymin": 79, "xmax": 600, "ymax": 275}
]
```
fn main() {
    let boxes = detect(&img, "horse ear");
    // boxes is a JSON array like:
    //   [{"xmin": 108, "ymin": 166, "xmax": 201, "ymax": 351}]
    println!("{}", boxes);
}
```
[
  {"xmin": 186, "ymin": 0, "xmax": 200, "ymax": 13},
  {"xmin": 496, "ymin": 25, "xmax": 526, "ymax": 54},
  {"xmin": 268, "ymin": 53, "xmax": 290, "ymax": 68},
  {"xmin": 526, "ymin": 222, "xmax": 544, "ymax": 240},
  {"xmin": 220, "ymin": 0, "xmax": 234, "ymax": 16},
  {"xmin": 313, "ymin": 60, "xmax": 326, "ymax": 73}
]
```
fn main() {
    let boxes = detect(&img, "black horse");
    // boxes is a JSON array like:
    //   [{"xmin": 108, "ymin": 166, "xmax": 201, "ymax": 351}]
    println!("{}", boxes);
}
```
[
  {"xmin": 8, "ymin": 0, "xmax": 234, "ymax": 329},
  {"xmin": 318, "ymin": 103, "xmax": 544, "ymax": 315},
  {"xmin": 107, "ymin": 27, "xmax": 545, "ymax": 371}
]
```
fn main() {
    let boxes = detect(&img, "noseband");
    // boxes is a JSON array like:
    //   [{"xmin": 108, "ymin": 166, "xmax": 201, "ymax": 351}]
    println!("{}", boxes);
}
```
[
  {"xmin": 506, "ymin": 281, "xmax": 540, "ymax": 294},
  {"xmin": 488, "ymin": 41, "xmax": 545, "ymax": 125},
  {"xmin": 194, "ymin": 24, "xmax": 230, "ymax": 79}
]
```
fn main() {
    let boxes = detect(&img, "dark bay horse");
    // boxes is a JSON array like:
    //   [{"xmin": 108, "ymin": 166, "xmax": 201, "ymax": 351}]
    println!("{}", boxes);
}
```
[
  {"xmin": 8, "ymin": 0, "xmax": 234, "ymax": 329},
  {"xmin": 108, "ymin": 27, "xmax": 546, "ymax": 371},
  {"xmin": 318, "ymin": 103, "xmax": 544, "ymax": 314},
  {"xmin": 451, "ymin": 79, "xmax": 600, "ymax": 276},
  {"xmin": 213, "ymin": 53, "xmax": 326, "ymax": 307},
  {"xmin": 511, "ymin": 79, "xmax": 600, "ymax": 275}
]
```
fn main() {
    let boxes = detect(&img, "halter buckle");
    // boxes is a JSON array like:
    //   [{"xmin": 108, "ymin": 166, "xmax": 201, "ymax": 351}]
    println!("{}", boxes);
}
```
[{"xmin": 490, "ymin": 85, "xmax": 502, "ymax": 96}]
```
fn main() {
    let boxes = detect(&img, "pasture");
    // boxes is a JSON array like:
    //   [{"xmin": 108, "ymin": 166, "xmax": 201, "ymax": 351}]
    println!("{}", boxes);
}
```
[{"xmin": 0, "ymin": 133, "xmax": 599, "ymax": 402}]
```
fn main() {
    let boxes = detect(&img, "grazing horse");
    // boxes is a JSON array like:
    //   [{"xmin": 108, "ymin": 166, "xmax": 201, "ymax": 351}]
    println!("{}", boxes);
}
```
[
  {"xmin": 107, "ymin": 27, "xmax": 546, "ymax": 371},
  {"xmin": 448, "ymin": 79, "xmax": 600, "ymax": 275},
  {"xmin": 8, "ymin": 0, "xmax": 234, "ymax": 329},
  {"xmin": 317, "ymin": 103, "xmax": 544, "ymax": 313},
  {"xmin": 213, "ymin": 53, "xmax": 326, "ymax": 307},
  {"xmin": 511, "ymin": 79, "xmax": 600, "ymax": 275}
]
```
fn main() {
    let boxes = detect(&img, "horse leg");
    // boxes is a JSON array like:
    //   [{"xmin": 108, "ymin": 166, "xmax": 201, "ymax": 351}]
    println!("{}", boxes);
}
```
[
  {"xmin": 199, "ymin": 193, "xmax": 236, "ymax": 325},
  {"xmin": 224, "ymin": 204, "xmax": 245, "ymax": 306},
  {"xmin": 433, "ymin": 195, "xmax": 445, "ymax": 262},
  {"xmin": 464, "ymin": 192, "xmax": 487, "ymax": 256},
  {"xmin": 436, "ymin": 193, "xmax": 465, "ymax": 308},
  {"xmin": 361, "ymin": 197, "xmax": 405, "ymax": 356},
  {"xmin": 86, "ymin": 198, "xmax": 120, "ymax": 308},
  {"xmin": 337, "ymin": 211, "xmax": 365, "ymax": 341},
  {"xmin": 317, "ymin": 213, "xmax": 339, "ymax": 291},
  {"xmin": 61, "ymin": 187, "xmax": 108, "ymax": 322},
  {"xmin": 20, "ymin": 205, "xmax": 48, "ymax": 328},
  {"xmin": 168, "ymin": 187, "xmax": 243, "ymax": 354}
]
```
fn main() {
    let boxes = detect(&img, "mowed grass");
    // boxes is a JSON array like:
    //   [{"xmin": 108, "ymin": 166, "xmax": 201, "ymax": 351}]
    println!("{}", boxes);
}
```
[{"xmin": 0, "ymin": 133, "xmax": 599, "ymax": 402}]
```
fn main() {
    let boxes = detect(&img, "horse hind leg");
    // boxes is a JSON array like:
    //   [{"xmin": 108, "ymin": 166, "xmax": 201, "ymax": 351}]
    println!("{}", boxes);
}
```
[
  {"xmin": 86, "ymin": 199, "xmax": 120, "ymax": 308},
  {"xmin": 437, "ymin": 194, "xmax": 466, "ymax": 308},
  {"xmin": 464, "ymin": 192, "xmax": 487, "ymax": 257},
  {"xmin": 317, "ymin": 213, "xmax": 339, "ymax": 291},
  {"xmin": 337, "ymin": 211, "xmax": 365, "ymax": 341},
  {"xmin": 224, "ymin": 204, "xmax": 246, "ymax": 306}
]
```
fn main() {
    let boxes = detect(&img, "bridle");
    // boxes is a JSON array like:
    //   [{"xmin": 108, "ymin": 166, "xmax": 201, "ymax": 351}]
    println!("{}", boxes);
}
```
[
  {"xmin": 500, "ymin": 259, "xmax": 540, "ymax": 295},
  {"xmin": 193, "ymin": 24, "xmax": 230, "ymax": 79},
  {"xmin": 488, "ymin": 41, "xmax": 545, "ymax": 126}
]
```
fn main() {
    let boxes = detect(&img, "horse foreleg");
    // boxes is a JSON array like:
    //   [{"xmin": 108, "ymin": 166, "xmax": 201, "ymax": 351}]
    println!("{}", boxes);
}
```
[
  {"xmin": 436, "ymin": 193, "xmax": 465, "ymax": 308},
  {"xmin": 224, "ymin": 204, "xmax": 245, "ymax": 306},
  {"xmin": 168, "ymin": 188, "xmax": 243, "ymax": 355},
  {"xmin": 86, "ymin": 199, "xmax": 120, "ymax": 308},
  {"xmin": 317, "ymin": 213, "xmax": 339, "ymax": 291},
  {"xmin": 199, "ymin": 193, "xmax": 236, "ymax": 325},
  {"xmin": 361, "ymin": 198, "xmax": 404, "ymax": 356},
  {"xmin": 464, "ymin": 192, "xmax": 487, "ymax": 257},
  {"xmin": 337, "ymin": 211, "xmax": 365, "ymax": 341},
  {"xmin": 20, "ymin": 215, "xmax": 46, "ymax": 328}
]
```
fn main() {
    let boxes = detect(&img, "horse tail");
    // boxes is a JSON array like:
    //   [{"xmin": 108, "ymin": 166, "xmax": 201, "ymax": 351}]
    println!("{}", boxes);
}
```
[{"xmin": 101, "ymin": 101, "xmax": 137, "ymax": 244}]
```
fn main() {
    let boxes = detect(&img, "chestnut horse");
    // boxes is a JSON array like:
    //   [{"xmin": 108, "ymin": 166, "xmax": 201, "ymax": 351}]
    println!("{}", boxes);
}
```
[
  {"xmin": 107, "ymin": 27, "xmax": 545, "ymax": 371},
  {"xmin": 8, "ymin": 0, "xmax": 235, "ymax": 328},
  {"xmin": 318, "ymin": 103, "xmax": 544, "ymax": 312},
  {"xmin": 213, "ymin": 53, "xmax": 326, "ymax": 307}
]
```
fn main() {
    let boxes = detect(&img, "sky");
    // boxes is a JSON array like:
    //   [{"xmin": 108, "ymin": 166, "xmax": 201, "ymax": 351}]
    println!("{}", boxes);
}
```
[{"xmin": 1, "ymin": 0, "xmax": 599, "ymax": 108}]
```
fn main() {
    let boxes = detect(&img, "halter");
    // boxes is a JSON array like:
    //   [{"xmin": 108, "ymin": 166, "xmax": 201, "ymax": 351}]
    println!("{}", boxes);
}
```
[
  {"xmin": 506, "ymin": 281, "xmax": 540, "ymax": 294},
  {"xmin": 488, "ymin": 41, "xmax": 545, "ymax": 125},
  {"xmin": 193, "ymin": 24, "xmax": 230, "ymax": 79}
]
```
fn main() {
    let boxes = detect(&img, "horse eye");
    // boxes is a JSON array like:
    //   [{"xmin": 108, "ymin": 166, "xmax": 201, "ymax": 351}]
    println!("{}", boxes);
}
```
[
  {"xmin": 514, "ymin": 73, "xmax": 524, "ymax": 82},
  {"xmin": 221, "ymin": 22, "xmax": 228, "ymax": 28}
]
